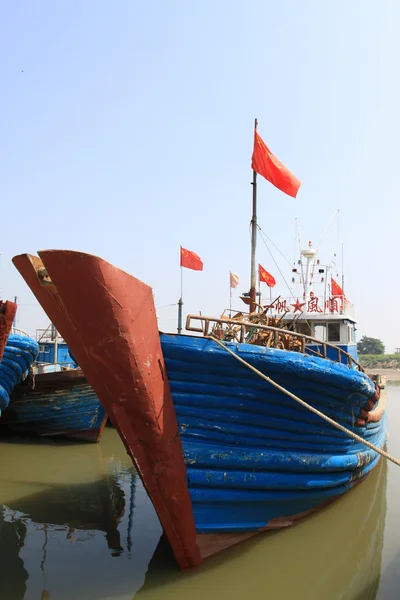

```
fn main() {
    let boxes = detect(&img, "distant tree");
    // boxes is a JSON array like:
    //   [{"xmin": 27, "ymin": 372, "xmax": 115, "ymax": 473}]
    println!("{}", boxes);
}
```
[{"xmin": 357, "ymin": 336, "xmax": 385, "ymax": 355}]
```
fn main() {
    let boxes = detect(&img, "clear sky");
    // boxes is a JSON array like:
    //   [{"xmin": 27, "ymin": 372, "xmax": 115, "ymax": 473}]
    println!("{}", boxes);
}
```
[{"xmin": 1, "ymin": 1, "xmax": 399, "ymax": 350}]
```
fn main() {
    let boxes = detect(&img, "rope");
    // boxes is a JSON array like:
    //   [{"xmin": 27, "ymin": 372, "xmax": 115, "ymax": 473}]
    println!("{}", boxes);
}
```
[
  {"xmin": 207, "ymin": 335, "xmax": 399, "ymax": 467},
  {"xmin": 257, "ymin": 227, "xmax": 295, "ymax": 298},
  {"xmin": 257, "ymin": 225, "xmax": 293, "ymax": 268}
]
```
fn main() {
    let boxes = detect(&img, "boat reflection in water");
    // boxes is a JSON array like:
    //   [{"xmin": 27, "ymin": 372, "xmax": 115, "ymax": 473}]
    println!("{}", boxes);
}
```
[
  {"xmin": 139, "ymin": 452, "xmax": 388, "ymax": 600},
  {"xmin": 0, "ymin": 430, "xmax": 162, "ymax": 600},
  {"xmin": 0, "ymin": 431, "xmax": 388, "ymax": 600}
]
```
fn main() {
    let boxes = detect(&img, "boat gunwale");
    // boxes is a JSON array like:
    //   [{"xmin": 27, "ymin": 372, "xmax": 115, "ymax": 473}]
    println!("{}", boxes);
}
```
[{"xmin": 186, "ymin": 314, "xmax": 363, "ymax": 372}]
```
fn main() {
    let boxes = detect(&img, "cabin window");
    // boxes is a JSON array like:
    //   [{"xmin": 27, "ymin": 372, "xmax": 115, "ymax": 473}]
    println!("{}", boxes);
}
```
[
  {"xmin": 327, "ymin": 322, "xmax": 341, "ymax": 342},
  {"xmin": 347, "ymin": 324, "xmax": 354, "ymax": 343},
  {"xmin": 314, "ymin": 324, "xmax": 326, "ymax": 341},
  {"xmin": 295, "ymin": 322, "xmax": 312, "ymax": 337}
]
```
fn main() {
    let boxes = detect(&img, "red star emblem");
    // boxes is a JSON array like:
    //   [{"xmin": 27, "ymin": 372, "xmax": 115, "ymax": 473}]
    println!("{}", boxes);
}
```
[{"xmin": 291, "ymin": 298, "xmax": 306, "ymax": 312}]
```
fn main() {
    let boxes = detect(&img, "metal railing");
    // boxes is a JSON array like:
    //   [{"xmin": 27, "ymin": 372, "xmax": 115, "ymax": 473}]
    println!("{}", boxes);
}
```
[
  {"xmin": 11, "ymin": 327, "xmax": 30, "ymax": 337},
  {"xmin": 36, "ymin": 324, "xmax": 65, "ymax": 345},
  {"xmin": 185, "ymin": 314, "xmax": 363, "ymax": 372}
]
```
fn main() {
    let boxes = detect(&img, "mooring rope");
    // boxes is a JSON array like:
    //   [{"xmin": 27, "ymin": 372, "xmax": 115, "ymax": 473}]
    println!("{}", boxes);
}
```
[{"xmin": 207, "ymin": 335, "xmax": 400, "ymax": 467}]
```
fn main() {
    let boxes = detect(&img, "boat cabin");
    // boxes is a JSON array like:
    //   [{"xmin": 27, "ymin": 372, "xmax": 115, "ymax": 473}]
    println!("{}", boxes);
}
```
[
  {"xmin": 280, "ymin": 309, "xmax": 358, "ymax": 363},
  {"xmin": 36, "ymin": 324, "xmax": 77, "ymax": 371},
  {"xmin": 266, "ymin": 242, "xmax": 358, "ymax": 364}
]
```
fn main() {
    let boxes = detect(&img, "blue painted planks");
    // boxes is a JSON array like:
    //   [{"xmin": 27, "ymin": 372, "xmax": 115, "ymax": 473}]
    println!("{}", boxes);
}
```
[
  {"xmin": 0, "ymin": 334, "xmax": 38, "ymax": 413},
  {"xmin": 160, "ymin": 334, "xmax": 386, "ymax": 533},
  {"xmin": 3, "ymin": 383, "xmax": 106, "ymax": 439}
]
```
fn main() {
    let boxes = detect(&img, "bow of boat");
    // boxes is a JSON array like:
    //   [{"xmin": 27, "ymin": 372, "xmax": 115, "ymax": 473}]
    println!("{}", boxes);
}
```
[{"xmin": 12, "ymin": 249, "xmax": 201, "ymax": 569}]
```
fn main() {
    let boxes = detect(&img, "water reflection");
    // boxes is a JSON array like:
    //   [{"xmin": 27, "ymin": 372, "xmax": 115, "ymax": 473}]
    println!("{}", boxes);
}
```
[
  {"xmin": 0, "ymin": 508, "xmax": 28, "ymax": 599},
  {"xmin": 138, "ymin": 454, "xmax": 387, "ymax": 600},
  {"xmin": 0, "ymin": 431, "xmax": 162, "ymax": 600},
  {"xmin": 0, "ymin": 392, "xmax": 395, "ymax": 600}
]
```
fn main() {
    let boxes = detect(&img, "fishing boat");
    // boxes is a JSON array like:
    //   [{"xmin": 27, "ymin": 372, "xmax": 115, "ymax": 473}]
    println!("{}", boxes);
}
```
[
  {"xmin": 0, "ymin": 310, "xmax": 107, "ymax": 442},
  {"xmin": 0, "ymin": 301, "xmax": 105, "ymax": 443},
  {"xmin": 11, "ymin": 125, "xmax": 387, "ymax": 569},
  {"xmin": 2, "ymin": 365, "xmax": 108, "ymax": 443},
  {"xmin": 1, "ymin": 323, "xmax": 107, "ymax": 442}
]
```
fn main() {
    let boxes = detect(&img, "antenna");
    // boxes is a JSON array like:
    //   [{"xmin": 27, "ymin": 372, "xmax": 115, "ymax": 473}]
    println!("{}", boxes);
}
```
[
  {"xmin": 341, "ymin": 241, "xmax": 345, "ymax": 295},
  {"xmin": 296, "ymin": 219, "xmax": 305, "ymax": 284}
]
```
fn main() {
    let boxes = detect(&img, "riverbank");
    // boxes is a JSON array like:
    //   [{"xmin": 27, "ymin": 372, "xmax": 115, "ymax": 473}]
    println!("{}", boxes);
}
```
[
  {"xmin": 359, "ymin": 355, "xmax": 400, "ymax": 370},
  {"xmin": 365, "ymin": 368, "xmax": 400, "ymax": 383}
]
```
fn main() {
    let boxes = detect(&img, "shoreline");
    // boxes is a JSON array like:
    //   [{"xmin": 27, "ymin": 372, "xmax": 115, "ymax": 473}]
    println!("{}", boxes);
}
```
[{"xmin": 365, "ymin": 368, "xmax": 400, "ymax": 383}]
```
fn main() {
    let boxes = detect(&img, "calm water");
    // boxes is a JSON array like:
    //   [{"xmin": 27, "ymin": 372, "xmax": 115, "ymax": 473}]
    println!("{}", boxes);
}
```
[{"xmin": 1, "ymin": 387, "xmax": 400, "ymax": 600}]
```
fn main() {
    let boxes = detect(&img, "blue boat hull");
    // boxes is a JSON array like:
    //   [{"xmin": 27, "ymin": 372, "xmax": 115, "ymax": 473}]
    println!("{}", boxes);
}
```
[
  {"xmin": 2, "ymin": 378, "xmax": 107, "ymax": 443},
  {"xmin": 161, "ymin": 334, "xmax": 387, "ymax": 534}
]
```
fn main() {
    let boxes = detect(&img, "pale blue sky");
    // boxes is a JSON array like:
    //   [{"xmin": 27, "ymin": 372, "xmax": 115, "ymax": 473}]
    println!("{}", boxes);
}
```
[{"xmin": 1, "ymin": 1, "xmax": 399, "ymax": 350}]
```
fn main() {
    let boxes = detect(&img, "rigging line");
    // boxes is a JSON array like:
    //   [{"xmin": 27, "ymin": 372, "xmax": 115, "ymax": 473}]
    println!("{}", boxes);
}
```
[
  {"xmin": 257, "ymin": 225, "xmax": 292, "ymax": 267},
  {"xmin": 258, "ymin": 228, "xmax": 295, "ymax": 298},
  {"xmin": 156, "ymin": 303, "xmax": 178, "ymax": 309},
  {"xmin": 312, "ymin": 209, "xmax": 339, "ymax": 268}
]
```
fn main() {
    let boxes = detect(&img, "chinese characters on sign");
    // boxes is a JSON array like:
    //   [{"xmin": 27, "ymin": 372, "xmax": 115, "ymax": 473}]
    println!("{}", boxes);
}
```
[{"xmin": 269, "ymin": 296, "xmax": 345, "ymax": 314}]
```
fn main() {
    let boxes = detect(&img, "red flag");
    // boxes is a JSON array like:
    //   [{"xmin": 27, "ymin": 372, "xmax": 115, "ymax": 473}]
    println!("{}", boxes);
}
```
[
  {"xmin": 251, "ymin": 130, "xmax": 301, "ymax": 198},
  {"xmin": 180, "ymin": 246, "xmax": 203, "ymax": 271},
  {"xmin": 259, "ymin": 264, "xmax": 276, "ymax": 288},
  {"xmin": 331, "ymin": 277, "xmax": 345, "ymax": 298},
  {"xmin": 230, "ymin": 272, "xmax": 239, "ymax": 289}
]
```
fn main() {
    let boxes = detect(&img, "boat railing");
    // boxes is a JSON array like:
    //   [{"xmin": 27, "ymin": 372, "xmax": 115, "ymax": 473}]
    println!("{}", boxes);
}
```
[
  {"xmin": 185, "ymin": 314, "xmax": 364, "ymax": 372},
  {"xmin": 36, "ymin": 324, "xmax": 66, "ymax": 344},
  {"xmin": 11, "ymin": 327, "xmax": 30, "ymax": 337}
]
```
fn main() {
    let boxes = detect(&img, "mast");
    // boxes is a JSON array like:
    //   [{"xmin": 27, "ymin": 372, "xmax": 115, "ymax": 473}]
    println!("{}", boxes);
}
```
[
  {"xmin": 177, "ymin": 265, "xmax": 183, "ymax": 334},
  {"xmin": 13, "ymin": 296, "xmax": 17, "ymax": 331},
  {"xmin": 341, "ymin": 241, "xmax": 345, "ymax": 296},
  {"xmin": 249, "ymin": 118, "xmax": 258, "ymax": 313},
  {"xmin": 301, "ymin": 241, "xmax": 316, "ymax": 307}
]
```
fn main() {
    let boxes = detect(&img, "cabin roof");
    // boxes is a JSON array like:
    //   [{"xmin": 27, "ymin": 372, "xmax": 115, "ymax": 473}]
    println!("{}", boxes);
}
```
[{"xmin": 281, "ymin": 312, "xmax": 357, "ymax": 324}]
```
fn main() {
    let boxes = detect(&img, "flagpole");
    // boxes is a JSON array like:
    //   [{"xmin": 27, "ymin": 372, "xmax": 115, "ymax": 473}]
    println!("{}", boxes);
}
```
[
  {"xmin": 250, "ymin": 118, "xmax": 258, "ymax": 314},
  {"xmin": 229, "ymin": 272, "xmax": 232, "ymax": 317},
  {"xmin": 178, "ymin": 264, "xmax": 183, "ymax": 334}
]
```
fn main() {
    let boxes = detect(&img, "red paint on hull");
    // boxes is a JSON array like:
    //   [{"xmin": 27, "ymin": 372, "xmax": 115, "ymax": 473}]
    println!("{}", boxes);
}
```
[
  {"xmin": 12, "ymin": 252, "xmax": 201, "ymax": 569},
  {"xmin": 0, "ymin": 300, "xmax": 17, "ymax": 362}
]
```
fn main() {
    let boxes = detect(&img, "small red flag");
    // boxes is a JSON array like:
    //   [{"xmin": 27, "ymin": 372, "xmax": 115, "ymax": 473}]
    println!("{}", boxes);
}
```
[
  {"xmin": 251, "ymin": 130, "xmax": 301, "ymax": 198},
  {"xmin": 230, "ymin": 272, "xmax": 239, "ymax": 289},
  {"xmin": 180, "ymin": 246, "xmax": 203, "ymax": 271},
  {"xmin": 331, "ymin": 277, "xmax": 345, "ymax": 298},
  {"xmin": 259, "ymin": 264, "xmax": 276, "ymax": 288}
]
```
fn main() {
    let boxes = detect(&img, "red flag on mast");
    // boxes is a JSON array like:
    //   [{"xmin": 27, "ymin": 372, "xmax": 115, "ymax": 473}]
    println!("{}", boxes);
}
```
[
  {"xmin": 180, "ymin": 247, "xmax": 203, "ymax": 271},
  {"xmin": 251, "ymin": 130, "xmax": 301, "ymax": 198},
  {"xmin": 259, "ymin": 264, "xmax": 276, "ymax": 288},
  {"xmin": 331, "ymin": 277, "xmax": 345, "ymax": 298}
]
